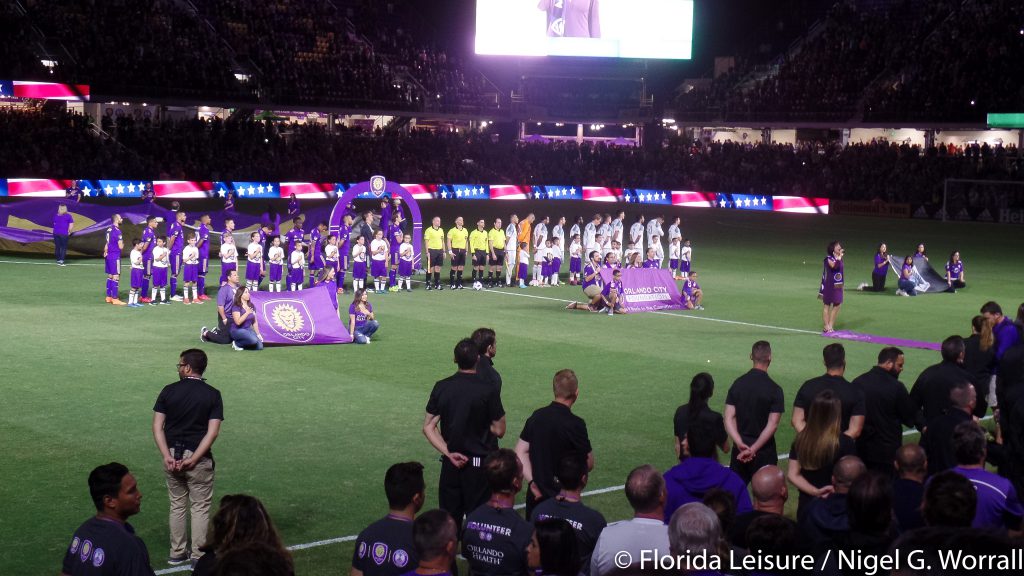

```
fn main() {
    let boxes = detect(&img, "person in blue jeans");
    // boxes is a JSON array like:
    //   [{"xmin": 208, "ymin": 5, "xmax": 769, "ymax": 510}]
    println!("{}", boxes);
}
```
[
  {"xmin": 230, "ymin": 286, "xmax": 264, "ymax": 350},
  {"xmin": 348, "ymin": 289, "xmax": 379, "ymax": 344},
  {"xmin": 897, "ymin": 256, "xmax": 918, "ymax": 297}
]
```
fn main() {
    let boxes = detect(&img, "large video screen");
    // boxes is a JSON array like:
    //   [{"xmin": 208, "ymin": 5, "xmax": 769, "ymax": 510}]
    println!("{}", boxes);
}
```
[{"xmin": 475, "ymin": 0, "xmax": 693, "ymax": 59}]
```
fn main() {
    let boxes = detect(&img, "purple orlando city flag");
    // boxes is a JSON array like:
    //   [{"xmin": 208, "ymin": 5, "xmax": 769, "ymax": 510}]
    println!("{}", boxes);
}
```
[
  {"xmin": 599, "ymin": 268, "xmax": 686, "ymax": 313},
  {"xmin": 249, "ymin": 284, "xmax": 353, "ymax": 345}
]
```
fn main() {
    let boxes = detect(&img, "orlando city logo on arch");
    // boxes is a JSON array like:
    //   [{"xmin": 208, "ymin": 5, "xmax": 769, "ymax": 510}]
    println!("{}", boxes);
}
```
[
  {"xmin": 370, "ymin": 175, "xmax": 387, "ymax": 198},
  {"xmin": 264, "ymin": 300, "xmax": 316, "ymax": 343}
]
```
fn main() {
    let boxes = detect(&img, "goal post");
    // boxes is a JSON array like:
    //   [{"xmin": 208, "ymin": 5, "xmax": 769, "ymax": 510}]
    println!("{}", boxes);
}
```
[{"xmin": 942, "ymin": 178, "xmax": 1024, "ymax": 224}]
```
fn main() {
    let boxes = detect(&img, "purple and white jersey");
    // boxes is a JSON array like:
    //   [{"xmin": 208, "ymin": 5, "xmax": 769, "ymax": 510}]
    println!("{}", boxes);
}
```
[
  {"xmin": 105, "ymin": 226, "xmax": 122, "ymax": 257},
  {"xmin": 946, "ymin": 261, "xmax": 963, "ymax": 278},
  {"xmin": 581, "ymin": 264, "xmax": 602, "ymax": 290},
  {"xmin": 602, "ymin": 279, "xmax": 623, "ymax": 297},
  {"xmin": 168, "ymin": 220, "xmax": 184, "ymax": 252},
  {"xmin": 286, "ymin": 227, "xmax": 304, "ymax": 254},
  {"xmin": 349, "ymin": 302, "xmax": 373, "ymax": 328},
  {"xmin": 643, "ymin": 259, "xmax": 659, "ymax": 269},
  {"xmin": 683, "ymin": 278, "xmax": 700, "ymax": 295},
  {"xmin": 824, "ymin": 256, "xmax": 843, "ymax": 288},
  {"xmin": 141, "ymin": 227, "xmax": 156, "ymax": 259},
  {"xmin": 389, "ymin": 224, "xmax": 404, "ymax": 253},
  {"xmin": 197, "ymin": 224, "xmax": 211, "ymax": 256}
]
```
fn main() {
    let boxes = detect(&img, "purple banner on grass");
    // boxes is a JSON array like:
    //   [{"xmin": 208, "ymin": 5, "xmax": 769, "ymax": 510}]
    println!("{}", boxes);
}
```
[
  {"xmin": 249, "ymin": 285, "xmax": 353, "ymax": 345},
  {"xmin": 825, "ymin": 330, "xmax": 941, "ymax": 351},
  {"xmin": 598, "ymin": 268, "xmax": 685, "ymax": 313}
]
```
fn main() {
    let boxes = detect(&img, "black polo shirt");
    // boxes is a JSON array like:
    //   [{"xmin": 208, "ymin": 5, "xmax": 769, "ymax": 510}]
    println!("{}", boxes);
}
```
[
  {"xmin": 920, "ymin": 408, "xmax": 973, "ymax": 475},
  {"xmin": 351, "ymin": 515, "xmax": 417, "ymax": 576},
  {"xmin": 61, "ymin": 517, "xmax": 154, "ymax": 576},
  {"xmin": 519, "ymin": 402, "xmax": 592, "ymax": 498},
  {"xmin": 793, "ymin": 374, "xmax": 865, "ymax": 432},
  {"xmin": 853, "ymin": 366, "xmax": 924, "ymax": 465},
  {"xmin": 998, "ymin": 343, "xmax": 1024, "ymax": 409},
  {"xmin": 476, "ymin": 356, "xmax": 503, "ymax": 452},
  {"xmin": 530, "ymin": 497, "xmax": 607, "ymax": 574},
  {"xmin": 910, "ymin": 361, "xmax": 971, "ymax": 425},
  {"xmin": 673, "ymin": 404, "xmax": 727, "ymax": 448},
  {"xmin": 462, "ymin": 505, "xmax": 533, "ymax": 576},
  {"xmin": 426, "ymin": 372, "xmax": 504, "ymax": 457},
  {"xmin": 725, "ymin": 369, "xmax": 785, "ymax": 455},
  {"xmin": 153, "ymin": 377, "xmax": 224, "ymax": 456}
]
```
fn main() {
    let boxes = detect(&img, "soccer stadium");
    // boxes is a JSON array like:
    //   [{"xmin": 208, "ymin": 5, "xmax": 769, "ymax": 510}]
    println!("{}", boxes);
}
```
[{"xmin": 2, "ymin": 1, "xmax": 1024, "ymax": 575}]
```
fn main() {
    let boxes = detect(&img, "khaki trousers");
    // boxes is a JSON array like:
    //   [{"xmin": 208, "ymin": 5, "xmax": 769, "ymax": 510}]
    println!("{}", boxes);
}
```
[{"xmin": 165, "ymin": 451, "xmax": 215, "ymax": 559}]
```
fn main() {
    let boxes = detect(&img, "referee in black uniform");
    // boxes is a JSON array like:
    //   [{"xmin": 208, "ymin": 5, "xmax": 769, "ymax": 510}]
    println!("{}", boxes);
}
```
[{"xmin": 423, "ymin": 338, "xmax": 506, "ymax": 530}]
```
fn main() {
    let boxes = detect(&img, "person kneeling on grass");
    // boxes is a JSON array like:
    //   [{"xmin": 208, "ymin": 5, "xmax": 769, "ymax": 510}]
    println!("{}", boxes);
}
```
[
  {"xmin": 945, "ymin": 250, "xmax": 965, "ymax": 292},
  {"xmin": 565, "ymin": 251, "xmax": 606, "ymax": 312},
  {"xmin": 897, "ymin": 256, "xmax": 918, "ymax": 297},
  {"xmin": 230, "ymin": 286, "xmax": 264, "ymax": 351},
  {"xmin": 682, "ymin": 272, "xmax": 704, "ymax": 310},
  {"xmin": 349, "ymin": 289, "xmax": 379, "ymax": 344},
  {"xmin": 600, "ymin": 268, "xmax": 627, "ymax": 315}
]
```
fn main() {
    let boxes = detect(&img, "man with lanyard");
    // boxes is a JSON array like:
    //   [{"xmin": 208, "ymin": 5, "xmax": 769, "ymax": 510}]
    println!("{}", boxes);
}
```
[
  {"xmin": 424, "ymin": 217, "xmax": 445, "ymax": 291},
  {"xmin": 504, "ymin": 215, "xmax": 520, "ymax": 288},
  {"xmin": 446, "ymin": 217, "xmax": 469, "ymax": 290},
  {"xmin": 423, "ymin": 338, "xmax": 506, "ymax": 532},
  {"xmin": 487, "ymin": 218, "xmax": 506, "ymax": 288},
  {"xmin": 351, "ymin": 462, "xmax": 425, "ymax": 576},
  {"xmin": 565, "ymin": 250, "xmax": 605, "ymax": 311},
  {"xmin": 462, "ymin": 449, "xmax": 533, "ymax": 576},
  {"xmin": 196, "ymin": 215, "xmax": 212, "ymax": 300},
  {"xmin": 167, "ymin": 210, "xmax": 186, "ymax": 301},
  {"xmin": 140, "ymin": 215, "xmax": 160, "ymax": 303}
]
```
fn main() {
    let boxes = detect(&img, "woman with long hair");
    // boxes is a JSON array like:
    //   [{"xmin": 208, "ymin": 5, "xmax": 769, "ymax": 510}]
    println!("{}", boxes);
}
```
[
  {"xmin": 230, "ymin": 286, "xmax": 263, "ymax": 351},
  {"xmin": 192, "ymin": 494, "xmax": 292, "ymax": 576},
  {"xmin": 787, "ymin": 390, "xmax": 856, "ymax": 518},
  {"xmin": 964, "ymin": 315, "xmax": 996, "ymax": 416},
  {"xmin": 821, "ymin": 241, "xmax": 844, "ymax": 333},
  {"xmin": 527, "ymin": 519, "xmax": 579, "ymax": 576},
  {"xmin": 945, "ymin": 250, "xmax": 965, "ymax": 291},
  {"xmin": 348, "ymin": 289, "xmax": 379, "ymax": 344},
  {"xmin": 896, "ymin": 255, "xmax": 917, "ymax": 296},
  {"xmin": 673, "ymin": 372, "xmax": 729, "ymax": 458},
  {"xmin": 859, "ymin": 242, "xmax": 889, "ymax": 292}
]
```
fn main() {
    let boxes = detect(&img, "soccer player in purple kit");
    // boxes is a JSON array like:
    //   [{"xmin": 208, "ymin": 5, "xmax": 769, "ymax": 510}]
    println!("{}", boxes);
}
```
[
  {"xmin": 196, "ymin": 215, "xmax": 212, "ymax": 300},
  {"xmin": 285, "ymin": 217, "xmax": 304, "ymax": 255},
  {"xmin": 52, "ymin": 203, "xmax": 75, "ymax": 266},
  {"xmin": 140, "ymin": 216, "xmax": 160, "ymax": 303},
  {"xmin": 167, "ymin": 210, "xmax": 186, "ymax": 301},
  {"xmin": 308, "ymin": 221, "xmax": 326, "ymax": 289},
  {"xmin": 821, "ymin": 241, "xmax": 844, "ymax": 333},
  {"xmin": 682, "ymin": 272, "xmax": 704, "ymax": 310},
  {"xmin": 103, "ymin": 214, "xmax": 127, "ymax": 306}
]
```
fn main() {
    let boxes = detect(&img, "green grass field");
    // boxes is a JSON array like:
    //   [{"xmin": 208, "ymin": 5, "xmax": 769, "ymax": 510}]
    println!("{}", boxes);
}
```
[{"xmin": 1, "ymin": 208, "xmax": 1022, "ymax": 575}]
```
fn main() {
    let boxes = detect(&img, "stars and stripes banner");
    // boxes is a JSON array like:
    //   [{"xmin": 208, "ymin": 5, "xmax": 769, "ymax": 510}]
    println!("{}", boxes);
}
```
[
  {"xmin": 623, "ymin": 189, "xmax": 671, "ymax": 205},
  {"xmin": 671, "ymin": 191, "xmax": 717, "ymax": 208},
  {"xmin": 582, "ymin": 187, "xmax": 624, "ymax": 202},
  {"xmin": 6, "ymin": 178, "xmax": 75, "ymax": 197},
  {"xmin": 490, "ymin": 185, "xmax": 531, "ymax": 200},
  {"xmin": 94, "ymin": 180, "xmax": 148, "ymax": 198},
  {"xmin": 773, "ymin": 196, "xmax": 831, "ymax": 214},
  {"xmin": 398, "ymin": 184, "xmax": 439, "ymax": 200},
  {"xmin": 435, "ymin": 185, "xmax": 489, "ymax": 200},
  {"xmin": 279, "ymin": 182, "xmax": 335, "ymax": 199},
  {"xmin": 153, "ymin": 181, "xmax": 218, "ymax": 198},
  {"xmin": 0, "ymin": 179, "xmax": 6, "ymax": 197},
  {"xmin": 715, "ymin": 194, "xmax": 773, "ymax": 211},
  {"xmin": 225, "ymin": 181, "xmax": 278, "ymax": 199},
  {"xmin": 530, "ymin": 186, "xmax": 581, "ymax": 200},
  {"xmin": 0, "ymin": 80, "xmax": 90, "ymax": 101}
]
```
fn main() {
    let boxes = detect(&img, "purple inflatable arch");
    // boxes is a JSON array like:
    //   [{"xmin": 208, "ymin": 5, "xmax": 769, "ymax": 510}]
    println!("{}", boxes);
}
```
[{"xmin": 329, "ymin": 177, "xmax": 424, "ymax": 268}]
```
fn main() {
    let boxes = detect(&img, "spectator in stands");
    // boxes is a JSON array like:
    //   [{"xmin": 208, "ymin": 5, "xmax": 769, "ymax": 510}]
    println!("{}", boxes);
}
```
[
  {"xmin": 530, "ymin": 455, "xmax": 606, "ymax": 573},
  {"xmin": 674, "ymin": 372, "xmax": 729, "ymax": 455},
  {"xmin": 792, "ymin": 343, "xmax": 865, "ymax": 439},
  {"xmin": 892, "ymin": 444, "xmax": 927, "ymax": 532},
  {"xmin": 664, "ymin": 419, "xmax": 752, "ymax": 522},
  {"xmin": 950, "ymin": 421, "xmax": 1024, "ymax": 532},
  {"xmin": 787, "ymin": 390, "xmax": 857, "ymax": 519},
  {"xmin": 920, "ymin": 381, "xmax": 976, "ymax": 475},
  {"xmin": 668, "ymin": 503, "xmax": 723, "ymax": 572},
  {"xmin": 724, "ymin": 341, "xmax": 785, "ymax": 484},
  {"xmin": 461, "ymin": 449, "xmax": 533, "ymax": 576},
  {"xmin": 797, "ymin": 456, "xmax": 866, "ymax": 554},
  {"xmin": 192, "ymin": 495, "xmax": 291, "ymax": 576},
  {"xmin": 403, "ymin": 510, "xmax": 458, "ymax": 576},
  {"xmin": 591, "ymin": 465, "xmax": 669, "ymax": 576},
  {"xmin": 61, "ymin": 462, "xmax": 152, "ymax": 575},
  {"xmin": 922, "ymin": 471, "xmax": 977, "ymax": 528},
  {"xmin": 528, "ymin": 518, "xmax": 580, "ymax": 576},
  {"xmin": 730, "ymin": 465, "xmax": 787, "ymax": 549},
  {"xmin": 351, "ymin": 462, "xmax": 425, "ymax": 576},
  {"xmin": 820, "ymin": 471, "xmax": 897, "ymax": 576},
  {"xmin": 853, "ymin": 346, "xmax": 923, "ymax": 474},
  {"xmin": 516, "ymin": 369, "xmax": 594, "ymax": 517},
  {"xmin": 910, "ymin": 336, "xmax": 971, "ymax": 426}
]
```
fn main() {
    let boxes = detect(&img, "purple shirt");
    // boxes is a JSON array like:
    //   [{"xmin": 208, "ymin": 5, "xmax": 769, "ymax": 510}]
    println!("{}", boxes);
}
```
[
  {"xmin": 53, "ymin": 213, "xmax": 73, "ymax": 236},
  {"xmin": 901, "ymin": 263, "xmax": 914, "ymax": 279},
  {"xmin": 642, "ymin": 259, "xmax": 658, "ymax": 269},
  {"xmin": 993, "ymin": 317, "xmax": 1021, "ymax": 360},
  {"xmin": 389, "ymin": 224, "xmax": 404, "ymax": 251},
  {"xmin": 168, "ymin": 221, "xmax": 184, "ymax": 252},
  {"xmin": 952, "ymin": 466, "xmax": 1023, "ymax": 530},
  {"xmin": 105, "ymin": 226, "xmax": 122, "ymax": 256},
  {"xmin": 197, "ymin": 224, "xmax": 210, "ymax": 256},
  {"xmin": 217, "ymin": 284, "xmax": 238, "ymax": 319},
  {"xmin": 663, "ymin": 457, "xmax": 753, "ymax": 523},
  {"xmin": 581, "ymin": 264, "xmax": 602, "ymax": 289},
  {"xmin": 338, "ymin": 223, "xmax": 352, "ymax": 252},
  {"xmin": 946, "ymin": 261, "xmax": 963, "ymax": 278},
  {"xmin": 349, "ymin": 302, "xmax": 373, "ymax": 328},
  {"xmin": 141, "ymin": 227, "xmax": 156, "ymax": 258},
  {"xmin": 824, "ymin": 256, "xmax": 843, "ymax": 289},
  {"xmin": 602, "ymin": 279, "xmax": 623, "ymax": 298},
  {"xmin": 683, "ymin": 279, "xmax": 700, "ymax": 295},
  {"xmin": 874, "ymin": 253, "xmax": 888, "ymax": 276},
  {"xmin": 232, "ymin": 308, "xmax": 255, "ymax": 330},
  {"xmin": 287, "ymin": 199, "xmax": 300, "ymax": 217},
  {"xmin": 262, "ymin": 213, "xmax": 281, "ymax": 235},
  {"xmin": 286, "ymin": 228, "xmax": 305, "ymax": 253}
]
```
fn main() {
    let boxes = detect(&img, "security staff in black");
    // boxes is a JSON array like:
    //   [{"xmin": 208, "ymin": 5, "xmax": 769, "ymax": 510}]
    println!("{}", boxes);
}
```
[
  {"xmin": 351, "ymin": 462, "xmax": 425, "ymax": 576},
  {"xmin": 853, "ymin": 347, "xmax": 926, "ymax": 475},
  {"xmin": 472, "ymin": 327, "xmax": 503, "ymax": 453},
  {"xmin": 462, "ymin": 449, "xmax": 533, "ymax": 576},
  {"xmin": 423, "ymin": 338, "xmax": 506, "ymax": 531}
]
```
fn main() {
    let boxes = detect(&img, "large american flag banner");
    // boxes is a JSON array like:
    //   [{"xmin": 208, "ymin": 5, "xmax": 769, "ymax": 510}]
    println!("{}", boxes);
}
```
[{"xmin": 0, "ymin": 80, "xmax": 90, "ymax": 101}]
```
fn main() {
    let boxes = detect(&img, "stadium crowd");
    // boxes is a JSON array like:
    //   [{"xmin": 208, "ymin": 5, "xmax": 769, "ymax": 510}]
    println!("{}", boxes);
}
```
[
  {"xmin": 66, "ymin": 306, "xmax": 1024, "ymax": 574},
  {"xmin": 1, "ymin": 109, "xmax": 1021, "ymax": 207}
]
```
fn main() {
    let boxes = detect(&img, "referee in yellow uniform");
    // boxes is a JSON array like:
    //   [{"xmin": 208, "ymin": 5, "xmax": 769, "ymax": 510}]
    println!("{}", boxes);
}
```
[
  {"xmin": 446, "ymin": 217, "xmax": 469, "ymax": 289},
  {"xmin": 469, "ymin": 219, "xmax": 490, "ymax": 288},
  {"xmin": 487, "ymin": 218, "xmax": 506, "ymax": 288},
  {"xmin": 424, "ymin": 216, "xmax": 446, "ymax": 290}
]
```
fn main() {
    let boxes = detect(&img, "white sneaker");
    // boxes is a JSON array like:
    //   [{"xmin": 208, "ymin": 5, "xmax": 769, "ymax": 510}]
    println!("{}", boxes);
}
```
[
  {"xmin": 200, "ymin": 327, "xmax": 208, "ymax": 342},
  {"xmin": 857, "ymin": 282, "xmax": 868, "ymax": 290},
  {"xmin": 231, "ymin": 342, "xmax": 243, "ymax": 351},
  {"xmin": 170, "ymin": 295, "xmax": 184, "ymax": 301}
]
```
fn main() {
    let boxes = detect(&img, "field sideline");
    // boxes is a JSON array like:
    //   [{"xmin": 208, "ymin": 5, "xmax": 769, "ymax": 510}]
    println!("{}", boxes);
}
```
[{"xmin": 1, "ymin": 208, "xmax": 1021, "ymax": 575}]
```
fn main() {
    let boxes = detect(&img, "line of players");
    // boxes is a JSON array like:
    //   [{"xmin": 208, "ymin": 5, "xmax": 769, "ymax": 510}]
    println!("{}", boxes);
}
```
[{"xmin": 102, "ymin": 208, "xmax": 698, "ymax": 304}]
